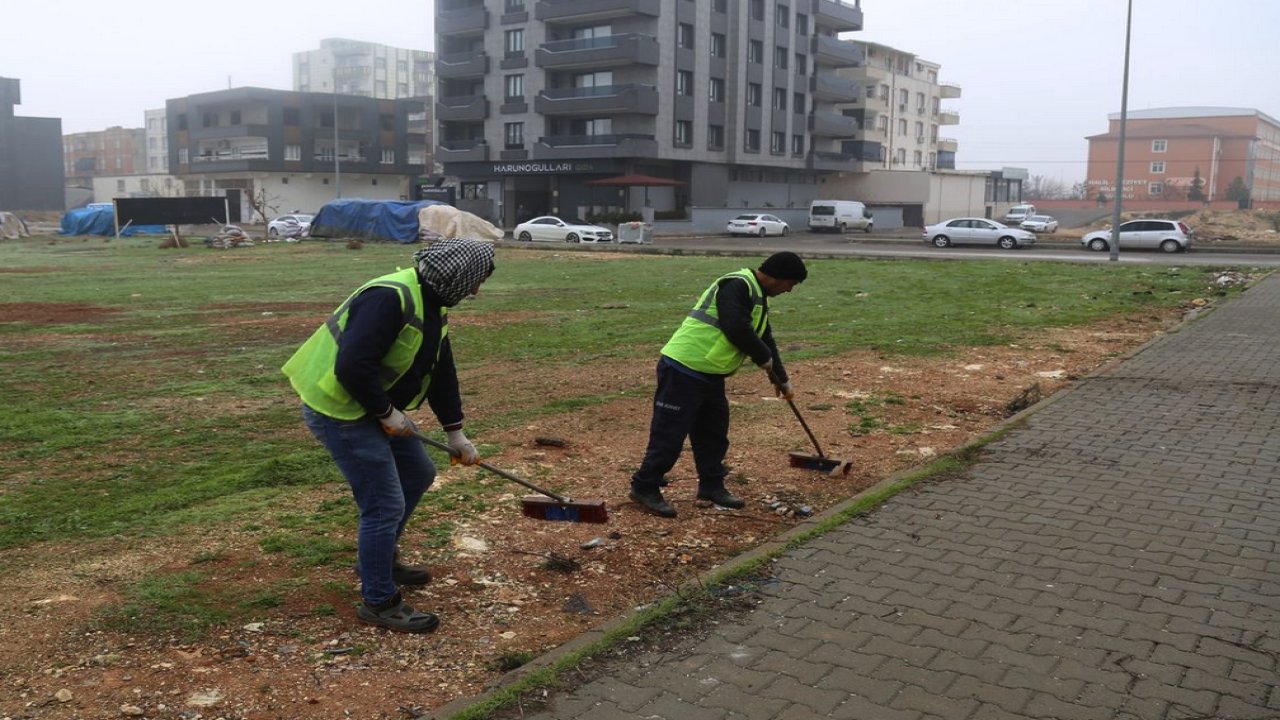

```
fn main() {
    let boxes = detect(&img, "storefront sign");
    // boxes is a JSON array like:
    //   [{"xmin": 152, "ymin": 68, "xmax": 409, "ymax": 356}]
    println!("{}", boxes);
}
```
[{"xmin": 490, "ymin": 161, "xmax": 600, "ymax": 175}]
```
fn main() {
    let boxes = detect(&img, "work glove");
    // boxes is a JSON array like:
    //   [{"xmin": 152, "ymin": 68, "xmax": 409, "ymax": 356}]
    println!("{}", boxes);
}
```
[
  {"xmin": 378, "ymin": 407, "xmax": 418, "ymax": 437},
  {"xmin": 446, "ymin": 429, "xmax": 480, "ymax": 466}
]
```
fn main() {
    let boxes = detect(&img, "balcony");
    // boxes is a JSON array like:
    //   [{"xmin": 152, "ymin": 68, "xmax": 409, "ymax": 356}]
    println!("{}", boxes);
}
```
[
  {"xmin": 533, "ymin": 133, "xmax": 657, "ymax": 159},
  {"xmin": 939, "ymin": 110, "xmax": 960, "ymax": 125},
  {"xmin": 436, "ymin": 139, "xmax": 490, "ymax": 162},
  {"xmin": 535, "ymin": 84, "xmax": 659, "ymax": 117},
  {"xmin": 535, "ymin": 0, "xmax": 659, "ymax": 23},
  {"xmin": 812, "ymin": 0, "xmax": 863, "ymax": 32},
  {"xmin": 535, "ymin": 33, "xmax": 659, "ymax": 70},
  {"xmin": 937, "ymin": 137, "xmax": 958, "ymax": 152},
  {"xmin": 811, "ymin": 34, "xmax": 864, "ymax": 68},
  {"xmin": 436, "ymin": 95, "xmax": 490, "ymax": 122},
  {"xmin": 436, "ymin": 52, "xmax": 489, "ymax": 79},
  {"xmin": 810, "ymin": 72, "xmax": 861, "ymax": 103},
  {"xmin": 940, "ymin": 82, "xmax": 962, "ymax": 99},
  {"xmin": 808, "ymin": 110, "xmax": 860, "ymax": 137},
  {"xmin": 438, "ymin": 5, "xmax": 489, "ymax": 35}
]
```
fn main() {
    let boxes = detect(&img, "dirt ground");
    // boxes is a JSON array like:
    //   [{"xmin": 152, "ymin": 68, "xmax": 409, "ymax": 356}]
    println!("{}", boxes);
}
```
[{"xmin": 0, "ymin": 291, "xmax": 1219, "ymax": 720}]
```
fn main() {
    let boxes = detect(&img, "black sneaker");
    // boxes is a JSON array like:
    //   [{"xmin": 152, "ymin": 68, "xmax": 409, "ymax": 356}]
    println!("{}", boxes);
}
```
[
  {"xmin": 630, "ymin": 485, "xmax": 677, "ymax": 518},
  {"xmin": 392, "ymin": 559, "xmax": 432, "ymax": 586},
  {"xmin": 356, "ymin": 592, "xmax": 440, "ymax": 633},
  {"xmin": 696, "ymin": 487, "xmax": 745, "ymax": 510}
]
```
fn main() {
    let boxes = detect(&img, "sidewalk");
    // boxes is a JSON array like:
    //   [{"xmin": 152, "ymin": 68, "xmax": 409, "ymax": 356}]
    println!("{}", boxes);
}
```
[{"xmin": 441, "ymin": 274, "xmax": 1280, "ymax": 719}]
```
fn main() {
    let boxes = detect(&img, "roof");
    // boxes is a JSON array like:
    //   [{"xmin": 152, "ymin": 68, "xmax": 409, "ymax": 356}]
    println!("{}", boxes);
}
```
[
  {"xmin": 1086, "ymin": 122, "xmax": 1256, "ymax": 141},
  {"xmin": 1106, "ymin": 106, "xmax": 1280, "ymax": 127}
]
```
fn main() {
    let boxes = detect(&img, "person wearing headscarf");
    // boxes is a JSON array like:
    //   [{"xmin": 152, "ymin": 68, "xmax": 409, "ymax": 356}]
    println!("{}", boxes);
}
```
[
  {"xmin": 282, "ymin": 239, "xmax": 496, "ymax": 632},
  {"xmin": 629, "ymin": 251, "xmax": 808, "ymax": 519}
]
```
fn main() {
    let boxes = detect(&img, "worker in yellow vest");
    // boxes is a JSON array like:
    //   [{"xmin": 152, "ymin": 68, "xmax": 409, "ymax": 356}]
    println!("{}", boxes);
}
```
[
  {"xmin": 630, "ymin": 252, "xmax": 807, "ymax": 518},
  {"xmin": 282, "ymin": 239, "xmax": 495, "ymax": 633}
]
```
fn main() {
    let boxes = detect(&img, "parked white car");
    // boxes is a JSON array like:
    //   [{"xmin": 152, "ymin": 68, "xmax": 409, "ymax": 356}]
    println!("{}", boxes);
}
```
[
  {"xmin": 267, "ymin": 213, "xmax": 313, "ymax": 239},
  {"xmin": 922, "ymin": 218, "xmax": 1037, "ymax": 249},
  {"xmin": 727, "ymin": 213, "xmax": 789, "ymax": 237},
  {"xmin": 1019, "ymin": 214, "xmax": 1059, "ymax": 233},
  {"xmin": 514, "ymin": 216, "xmax": 613, "ymax": 243},
  {"xmin": 1080, "ymin": 219, "xmax": 1193, "ymax": 253}
]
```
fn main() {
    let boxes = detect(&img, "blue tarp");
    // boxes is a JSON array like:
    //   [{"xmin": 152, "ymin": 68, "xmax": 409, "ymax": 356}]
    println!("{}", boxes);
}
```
[
  {"xmin": 309, "ymin": 199, "xmax": 442, "ymax": 243},
  {"xmin": 59, "ymin": 205, "xmax": 166, "ymax": 236}
]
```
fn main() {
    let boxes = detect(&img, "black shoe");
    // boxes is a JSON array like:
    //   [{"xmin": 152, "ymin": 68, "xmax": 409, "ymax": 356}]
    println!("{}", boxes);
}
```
[
  {"xmin": 392, "ymin": 559, "xmax": 432, "ymax": 586},
  {"xmin": 356, "ymin": 592, "xmax": 440, "ymax": 633},
  {"xmin": 630, "ymin": 486, "xmax": 677, "ymax": 518},
  {"xmin": 696, "ymin": 487, "xmax": 745, "ymax": 509}
]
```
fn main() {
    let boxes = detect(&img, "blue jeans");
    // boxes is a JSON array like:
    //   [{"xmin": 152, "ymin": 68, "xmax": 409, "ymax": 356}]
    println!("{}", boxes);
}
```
[
  {"xmin": 632, "ymin": 359, "xmax": 730, "ymax": 492},
  {"xmin": 302, "ymin": 404, "xmax": 436, "ymax": 606}
]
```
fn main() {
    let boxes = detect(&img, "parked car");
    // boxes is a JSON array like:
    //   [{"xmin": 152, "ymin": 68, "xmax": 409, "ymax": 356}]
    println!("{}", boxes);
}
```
[
  {"xmin": 808, "ymin": 200, "xmax": 873, "ymax": 233},
  {"xmin": 1020, "ymin": 214, "xmax": 1059, "ymax": 233},
  {"xmin": 1080, "ymin": 219, "xmax": 1193, "ymax": 253},
  {"xmin": 1003, "ymin": 204, "xmax": 1037, "ymax": 223},
  {"xmin": 514, "ymin": 215, "xmax": 613, "ymax": 243},
  {"xmin": 922, "ymin": 218, "xmax": 1037, "ymax": 249},
  {"xmin": 727, "ymin": 213, "xmax": 789, "ymax": 237},
  {"xmin": 267, "ymin": 213, "xmax": 313, "ymax": 238}
]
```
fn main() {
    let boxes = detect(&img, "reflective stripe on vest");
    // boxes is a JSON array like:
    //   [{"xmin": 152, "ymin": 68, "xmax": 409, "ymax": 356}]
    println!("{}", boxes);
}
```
[
  {"xmin": 660, "ymin": 269, "xmax": 766, "ymax": 375},
  {"xmin": 281, "ymin": 267, "xmax": 447, "ymax": 419}
]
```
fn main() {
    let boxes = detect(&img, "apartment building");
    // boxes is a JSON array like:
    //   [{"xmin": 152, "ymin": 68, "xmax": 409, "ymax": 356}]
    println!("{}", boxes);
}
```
[
  {"xmin": 1085, "ymin": 107, "xmax": 1280, "ymax": 203},
  {"xmin": 63, "ymin": 126, "xmax": 146, "ymax": 189},
  {"xmin": 144, "ymin": 108, "xmax": 170, "ymax": 174},
  {"xmin": 434, "ymin": 0, "xmax": 868, "ymax": 225},
  {"xmin": 166, "ymin": 87, "xmax": 429, "ymax": 218},
  {"xmin": 837, "ymin": 42, "xmax": 960, "ymax": 172},
  {"xmin": 0, "ymin": 77, "xmax": 65, "ymax": 211},
  {"xmin": 294, "ymin": 38, "xmax": 436, "ymax": 101}
]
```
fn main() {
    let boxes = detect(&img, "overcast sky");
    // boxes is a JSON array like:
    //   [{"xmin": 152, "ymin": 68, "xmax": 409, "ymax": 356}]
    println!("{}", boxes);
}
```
[{"xmin": 6, "ymin": 0, "xmax": 1278, "ymax": 184}]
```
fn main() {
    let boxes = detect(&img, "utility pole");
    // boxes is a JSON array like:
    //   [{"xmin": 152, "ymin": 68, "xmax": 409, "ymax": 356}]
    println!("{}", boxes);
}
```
[
  {"xmin": 1108, "ymin": 0, "xmax": 1133, "ymax": 262},
  {"xmin": 333, "ymin": 62, "xmax": 342, "ymax": 199}
]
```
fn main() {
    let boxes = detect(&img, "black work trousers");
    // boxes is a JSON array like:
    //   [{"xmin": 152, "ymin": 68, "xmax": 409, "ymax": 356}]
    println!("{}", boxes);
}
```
[{"xmin": 632, "ymin": 359, "xmax": 730, "ymax": 492}]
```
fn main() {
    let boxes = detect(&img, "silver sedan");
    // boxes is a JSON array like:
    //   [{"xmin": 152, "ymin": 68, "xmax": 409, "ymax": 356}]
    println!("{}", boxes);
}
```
[{"xmin": 923, "ymin": 218, "xmax": 1037, "ymax": 249}]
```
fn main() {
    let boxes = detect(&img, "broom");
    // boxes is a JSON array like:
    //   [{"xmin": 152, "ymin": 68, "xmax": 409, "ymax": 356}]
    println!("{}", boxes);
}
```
[
  {"xmin": 413, "ymin": 431, "xmax": 609, "ymax": 523},
  {"xmin": 764, "ymin": 367, "xmax": 853, "ymax": 477}
]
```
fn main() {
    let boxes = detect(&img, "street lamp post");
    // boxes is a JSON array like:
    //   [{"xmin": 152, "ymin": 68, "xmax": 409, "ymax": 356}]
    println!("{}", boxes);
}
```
[
  {"xmin": 333, "ymin": 63, "xmax": 342, "ymax": 199},
  {"xmin": 1108, "ymin": 0, "xmax": 1134, "ymax": 262}
]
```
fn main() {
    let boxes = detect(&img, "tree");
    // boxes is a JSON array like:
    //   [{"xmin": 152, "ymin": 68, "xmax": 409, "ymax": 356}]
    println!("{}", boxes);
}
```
[
  {"xmin": 1069, "ymin": 182, "xmax": 1089, "ymax": 200},
  {"xmin": 246, "ymin": 182, "xmax": 281, "ymax": 226},
  {"xmin": 1159, "ymin": 179, "xmax": 1186, "ymax": 202},
  {"xmin": 1225, "ymin": 176, "xmax": 1251, "ymax": 209},
  {"xmin": 1024, "ymin": 174, "xmax": 1068, "ymax": 200},
  {"xmin": 1187, "ymin": 167, "xmax": 1207, "ymax": 202}
]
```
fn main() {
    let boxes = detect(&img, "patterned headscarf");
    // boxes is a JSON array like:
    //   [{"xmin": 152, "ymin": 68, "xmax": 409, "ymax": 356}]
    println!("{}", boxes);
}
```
[{"xmin": 412, "ymin": 239, "xmax": 496, "ymax": 306}]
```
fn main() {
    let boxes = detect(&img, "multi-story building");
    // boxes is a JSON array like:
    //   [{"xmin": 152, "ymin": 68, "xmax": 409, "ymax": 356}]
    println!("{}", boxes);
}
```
[
  {"xmin": 434, "ymin": 0, "xmax": 870, "ymax": 225},
  {"xmin": 1085, "ymin": 107, "xmax": 1280, "ymax": 203},
  {"xmin": 294, "ymin": 38, "xmax": 436, "ymax": 100},
  {"xmin": 837, "ymin": 42, "xmax": 960, "ymax": 172},
  {"xmin": 63, "ymin": 126, "xmax": 146, "ymax": 190},
  {"xmin": 166, "ymin": 87, "xmax": 429, "ymax": 219},
  {"xmin": 0, "ymin": 77, "xmax": 65, "ymax": 211},
  {"xmin": 144, "ymin": 108, "xmax": 170, "ymax": 174}
]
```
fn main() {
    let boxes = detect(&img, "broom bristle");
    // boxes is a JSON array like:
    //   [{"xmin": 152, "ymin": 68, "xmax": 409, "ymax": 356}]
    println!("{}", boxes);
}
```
[
  {"xmin": 520, "ymin": 496, "xmax": 609, "ymax": 523},
  {"xmin": 788, "ymin": 452, "xmax": 849, "ymax": 474}
]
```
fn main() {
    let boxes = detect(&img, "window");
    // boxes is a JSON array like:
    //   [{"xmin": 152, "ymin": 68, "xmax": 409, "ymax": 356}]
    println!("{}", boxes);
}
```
[
  {"xmin": 916, "ymin": 92, "xmax": 926, "ymax": 110},
  {"xmin": 1149, "ymin": 182, "xmax": 1164, "ymax": 195},
  {"xmin": 178, "ymin": 148, "xmax": 188, "ymax": 163},
  {"xmin": 711, "ymin": 32, "xmax": 726, "ymax": 58},
  {"xmin": 793, "ymin": 92, "xmax": 804, "ymax": 114},
  {"xmin": 1151, "ymin": 161, "xmax": 1166, "ymax": 174},
  {"xmin": 380, "ymin": 113, "xmax": 395, "ymax": 131},
  {"xmin": 898, "ymin": 88, "xmax": 909, "ymax": 105},
  {"xmin": 505, "ymin": 0, "xmax": 524, "ymax": 10},
  {"xmin": 202, "ymin": 112, "xmax": 218, "ymax": 128},
  {"xmin": 283, "ymin": 107, "xmax": 301, "ymax": 126},
  {"xmin": 748, "ymin": 40, "xmax": 763, "ymax": 64},
  {"xmin": 677, "ymin": 23, "xmax": 694, "ymax": 49},
  {"xmin": 913, "ymin": 150, "xmax": 922, "ymax": 166},
  {"xmin": 879, "ymin": 84, "xmax": 889, "ymax": 100},
  {"xmin": 898, "ymin": 118, "xmax": 908, "ymax": 136},
  {"xmin": 285, "ymin": 144, "xmax": 302, "ymax": 161},
  {"xmin": 230, "ymin": 110, "xmax": 241, "ymax": 125},
  {"xmin": 712, "ymin": 0, "xmax": 726, "ymax": 11},
  {"xmin": 1152, "ymin": 139, "xmax": 1167, "ymax": 152},
  {"xmin": 794, "ymin": 53, "xmax": 806, "ymax": 75},
  {"xmin": 461, "ymin": 182, "xmax": 487, "ymax": 199},
  {"xmin": 708, "ymin": 77, "xmax": 725, "ymax": 103},
  {"xmin": 773, "ymin": 88, "xmax": 787, "ymax": 110},
  {"xmin": 792, "ymin": 134, "xmax": 804, "ymax": 156},
  {"xmin": 381, "ymin": 149, "xmax": 396, "ymax": 164},
  {"xmin": 504, "ymin": 29, "xmax": 524, "ymax": 57},
  {"xmin": 505, "ymin": 74, "xmax": 524, "ymax": 101},
  {"xmin": 676, "ymin": 70, "xmax": 693, "ymax": 96},
  {"xmin": 675, "ymin": 120, "xmax": 692, "ymax": 146},
  {"xmin": 775, "ymin": 46, "xmax": 788, "ymax": 70},
  {"xmin": 747, "ymin": 83, "xmax": 762, "ymax": 107},
  {"xmin": 796, "ymin": 13, "xmax": 808, "ymax": 35},
  {"xmin": 749, "ymin": 0, "xmax": 764, "ymax": 21},
  {"xmin": 895, "ymin": 148, "xmax": 906, "ymax": 165},
  {"xmin": 744, "ymin": 128, "xmax": 760, "ymax": 152},
  {"xmin": 915, "ymin": 121, "xmax": 924, "ymax": 138},
  {"xmin": 117, "ymin": 180, "xmax": 125, "ymax": 192},
  {"xmin": 504, "ymin": 122, "xmax": 524, "ymax": 149},
  {"xmin": 771, "ymin": 131, "xmax": 786, "ymax": 154},
  {"xmin": 708, "ymin": 123, "xmax": 724, "ymax": 150}
]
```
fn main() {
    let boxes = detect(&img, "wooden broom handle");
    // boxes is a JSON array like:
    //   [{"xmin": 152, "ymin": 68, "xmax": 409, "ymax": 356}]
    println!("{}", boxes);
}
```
[{"xmin": 413, "ymin": 431, "xmax": 569, "ymax": 502}]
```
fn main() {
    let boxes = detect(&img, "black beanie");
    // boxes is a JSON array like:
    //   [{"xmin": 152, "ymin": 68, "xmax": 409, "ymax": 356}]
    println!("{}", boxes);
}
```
[{"xmin": 759, "ymin": 251, "xmax": 808, "ymax": 282}]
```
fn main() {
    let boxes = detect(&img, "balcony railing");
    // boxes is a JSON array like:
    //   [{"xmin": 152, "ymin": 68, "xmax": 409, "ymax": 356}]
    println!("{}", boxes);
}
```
[
  {"xmin": 534, "ymin": 83, "xmax": 659, "ymax": 116},
  {"xmin": 436, "ymin": 139, "xmax": 490, "ymax": 162},
  {"xmin": 812, "ymin": 0, "xmax": 863, "ymax": 32},
  {"xmin": 534, "ymin": 133, "xmax": 657, "ymax": 159},
  {"xmin": 436, "ymin": 95, "xmax": 490, "ymax": 122},
  {"xmin": 437, "ymin": 5, "xmax": 489, "ymax": 34},
  {"xmin": 535, "ymin": 0, "xmax": 659, "ymax": 23},
  {"xmin": 436, "ymin": 52, "xmax": 489, "ymax": 79},
  {"xmin": 535, "ymin": 32, "xmax": 660, "ymax": 69},
  {"xmin": 940, "ymin": 82, "xmax": 962, "ymax": 99},
  {"xmin": 811, "ymin": 34, "xmax": 864, "ymax": 68}
]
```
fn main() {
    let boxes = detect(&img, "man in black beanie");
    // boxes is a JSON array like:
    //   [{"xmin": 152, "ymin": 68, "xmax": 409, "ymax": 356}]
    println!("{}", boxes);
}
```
[{"xmin": 629, "ymin": 252, "xmax": 807, "ymax": 518}]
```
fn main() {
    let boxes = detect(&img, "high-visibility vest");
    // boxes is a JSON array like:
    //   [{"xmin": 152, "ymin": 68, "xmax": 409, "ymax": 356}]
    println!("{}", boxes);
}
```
[
  {"xmin": 661, "ymin": 269, "xmax": 766, "ymax": 375},
  {"xmin": 282, "ymin": 267, "xmax": 448, "ymax": 419}
]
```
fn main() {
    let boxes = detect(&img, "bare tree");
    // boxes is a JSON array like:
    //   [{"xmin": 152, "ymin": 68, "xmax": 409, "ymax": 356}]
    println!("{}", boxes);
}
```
[
  {"xmin": 1024, "ymin": 174, "xmax": 1068, "ymax": 200},
  {"xmin": 246, "ymin": 182, "xmax": 281, "ymax": 226}
]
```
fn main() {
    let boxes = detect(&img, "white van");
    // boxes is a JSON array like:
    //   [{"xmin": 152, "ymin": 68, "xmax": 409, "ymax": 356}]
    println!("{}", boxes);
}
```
[
  {"xmin": 809, "ymin": 200, "xmax": 874, "ymax": 233},
  {"xmin": 1003, "ymin": 204, "xmax": 1036, "ymax": 223}
]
